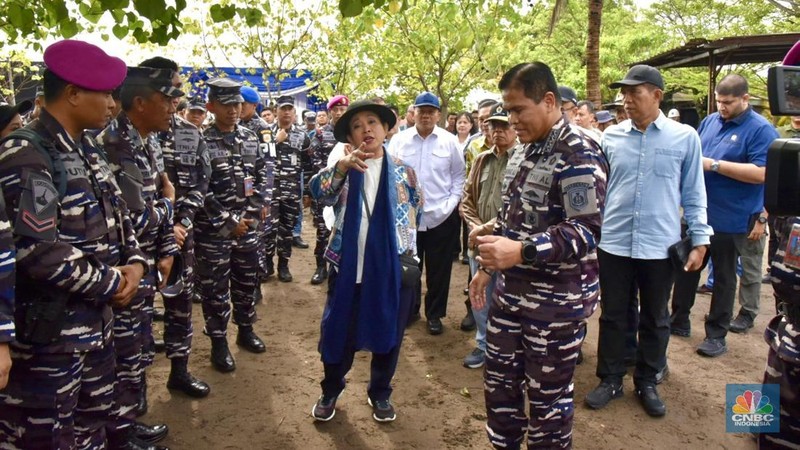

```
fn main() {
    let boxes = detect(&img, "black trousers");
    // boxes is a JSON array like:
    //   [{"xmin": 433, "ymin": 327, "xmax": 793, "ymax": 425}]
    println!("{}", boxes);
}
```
[
  {"xmin": 415, "ymin": 209, "xmax": 461, "ymax": 320},
  {"xmin": 669, "ymin": 266, "xmax": 702, "ymax": 333},
  {"xmin": 596, "ymin": 249, "xmax": 673, "ymax": 386}
]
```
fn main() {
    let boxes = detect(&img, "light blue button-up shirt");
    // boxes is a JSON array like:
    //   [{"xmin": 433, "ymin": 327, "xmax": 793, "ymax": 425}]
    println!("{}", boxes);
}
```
[
  {"xmin": 388, "ymin": 125, "xmax": 465, "ymax": 230},
  {"xmin": 599, "ymin": 111, "xmax": 713, "ymax": 260}
]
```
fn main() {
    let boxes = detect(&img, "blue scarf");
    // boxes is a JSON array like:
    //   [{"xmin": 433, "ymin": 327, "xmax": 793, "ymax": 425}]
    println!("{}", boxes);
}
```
[{"xmin": 319, "ymin": 155, "xmax": 401, "ymax": 364}]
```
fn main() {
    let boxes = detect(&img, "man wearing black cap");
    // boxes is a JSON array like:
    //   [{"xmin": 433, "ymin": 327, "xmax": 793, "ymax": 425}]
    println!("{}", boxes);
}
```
[
  {"xmin": 97, "ymin": 64, "xmax": 185, "ymax": 449},
  {"xmin": 388, "ymin": 91, "xmax": 466, "ymax": 335},
  {"xmin": 558, "ymin": 85, "xmax": 579, "ymax": 123},
  {"xmin": 0, "ymin": 39, "xmax": 148, "ymax": 449},
  {"xmin": 144, "ymin": 57, "xmax": 212, "ymax": 401},
  {"xmin": 185, "ymin": 96, "xmax": 208, "ymax": 129},
  {"xmin": 264, "ymin": 95, "xmax": 310, "ymax": 282},
  {"xmin": 586, "ymin": 65, "xmax": 712, "ymax": 418},
  {"xmin": 194, "ymin": 77, "xmax": 269, "ymax": 372},
  {"xmin": 0, "ymin": 100, "xmax": 33, "ymax": 138}
]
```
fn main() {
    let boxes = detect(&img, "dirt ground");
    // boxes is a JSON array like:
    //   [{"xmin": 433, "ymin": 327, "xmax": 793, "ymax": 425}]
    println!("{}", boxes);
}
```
[{"xmin": 145, "ymin": 220, "xmax": 772, "ymax": 450}]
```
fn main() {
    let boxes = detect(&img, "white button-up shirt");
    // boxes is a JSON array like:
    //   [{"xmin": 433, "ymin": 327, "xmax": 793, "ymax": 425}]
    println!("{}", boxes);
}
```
[{"xmin": 388, "ymin": 125, "xmax": 465, "ymax": 230}]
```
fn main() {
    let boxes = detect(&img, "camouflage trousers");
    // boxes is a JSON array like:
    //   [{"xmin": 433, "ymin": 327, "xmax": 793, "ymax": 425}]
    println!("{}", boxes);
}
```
[
  {"xmin": 109, "ymin": 275, "xmax": 155, "ymax": 437},
  {"xmin": 311, "ymin": 198, "xmax": 331, "ymax": 258},
  {"xmin": 164, "ymin": 228, "xmax": 196, "ymax": 359},
  {"xmin": 264, "ymin": 177, "xmax": 300, "ymax": 262},
  {"xmin": 0, "ymin": 344, "xmax": 116, "ymax": 449},
  {"xmin": 758, "ymin": 314, "xmax": 800, "ymax": 449},
  {"xmin": 196, "ymin": 229, "xmax": 259, "ymax": 337},
  {"xmin": 484, "ymin": 300, "xmax": 586, "ymax": 450}
]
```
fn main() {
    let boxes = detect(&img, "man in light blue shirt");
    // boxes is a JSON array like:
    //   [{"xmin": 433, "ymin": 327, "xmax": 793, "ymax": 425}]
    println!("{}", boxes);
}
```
[
  {"xmin": 388, "ymin": 92, "xmax": 466, "ymax": 335},
  {"xmin": 585, "ymin": 65, "xmax": 713, "ymax": 418}
]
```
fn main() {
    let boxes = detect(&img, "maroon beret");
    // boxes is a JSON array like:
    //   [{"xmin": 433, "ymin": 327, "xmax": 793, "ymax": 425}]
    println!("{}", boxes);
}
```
[{"xmin": 43, "ymin": 40, "xmax": 127, "ymax": 92}]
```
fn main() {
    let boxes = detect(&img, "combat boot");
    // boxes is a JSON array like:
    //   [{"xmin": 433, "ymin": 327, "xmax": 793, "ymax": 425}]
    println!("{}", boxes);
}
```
[
  {"xmin": 210, "ymin": 336, "xmax": 236, "ymax": 372},
  {"xmin": 278, "ymin": 258, "xmax": 293, "ymax": 282},
  {"xmin": 310, "ymin": 257, "xmax": 328, "ymax": 285},
  {"xmin": 237, "ymin": 325, "xmax": 266, "ymax": 353},
  {"xmin": 263, "ymin": 259, "xmax": 275, "ymax": 280},
  {"xmin": 167, "ymin": 357, "xmax": 210, "ymax": 398},
  {"xmin": 134, "ymin": 378, "xmax": 148, "ymax": 417}
]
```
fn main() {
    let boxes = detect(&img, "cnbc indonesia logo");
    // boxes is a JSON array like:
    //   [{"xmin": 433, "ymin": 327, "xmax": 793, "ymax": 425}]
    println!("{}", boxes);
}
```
[{"xmin": 726, "ymin": 384, "xmax": 779, "ymax": 433}]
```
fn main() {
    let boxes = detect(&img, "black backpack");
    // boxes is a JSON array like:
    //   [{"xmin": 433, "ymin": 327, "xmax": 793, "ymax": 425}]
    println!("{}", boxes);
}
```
[{"xmin": 0, "ymin": 128, "xmax": 68, "ymax": 198}]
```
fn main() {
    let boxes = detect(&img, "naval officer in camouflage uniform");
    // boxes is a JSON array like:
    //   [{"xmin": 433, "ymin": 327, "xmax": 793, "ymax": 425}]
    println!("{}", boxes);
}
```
[
  {"xmin": 146, "ymin": 57, "xmax": 212, "ymax": 399},
  {"xmin": 0, "ymin": 39, "xmax": 148, "ymax": 449},
  {"xmin": 264, "ymin": 95, "xmax": 310, "ymax": 282},
  {"xmin": 308, "ymin": 95, "xmax": 349, "ymax": 284},
  {"xmin": 238, "ymin": 86, "xmax": 276, "ymax": 287},
  {"xmin": 98, "ymin": 65, "xmax": 185, "ymax": 447},
  {"xmin": 470, "ymin": 62, "xmax": 608, "ymax": 449},
  {"xmin": 195, "ymin": 78, "xmax": 269, "ymax": 372}
]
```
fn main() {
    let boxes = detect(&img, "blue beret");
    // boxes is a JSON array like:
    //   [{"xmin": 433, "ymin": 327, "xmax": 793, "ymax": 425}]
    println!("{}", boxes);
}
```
[{"xmin": 240, "ymin": 86, "xmax": 261, "ymax": 104}]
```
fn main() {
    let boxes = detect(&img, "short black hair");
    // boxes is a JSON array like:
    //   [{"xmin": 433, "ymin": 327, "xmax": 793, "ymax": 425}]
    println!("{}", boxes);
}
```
[
  {"xmin": 120, "ymin": 83, "xmax": 157, "ymax": 111},
  {"xmin": 139, "ymin": 57, "xmax": 179, "ymax": 72},
  {"xmin": 477, "ymin": 98, "xmax": 497, "ymax": 110},
  {"xmin": 499, "ymin": 62, "xmax": 560, "ymax": 105},
  {"xmin": 177, "ymin": 99, "xmax": 188, "ymax": 112},
  {"xmin": 716, "ymin": 74, "xmax": 749, "ymax": 97},
  {"xmin": 42, "ymin": 69, "xmax": 70, "ymax": 103},
  {"xmin": 577, "ymin": 100, "xmax": 596, "ymax": 114}
]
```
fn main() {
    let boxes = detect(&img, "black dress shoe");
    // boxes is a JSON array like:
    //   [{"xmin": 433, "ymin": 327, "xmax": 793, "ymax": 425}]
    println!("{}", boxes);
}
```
[
  {"xmin": 460, "ymin": 310, "xmax": 476, "ymax": 331},
  {"xmin": 278, "ymin": 265, "xmax": 293, "ymax": 282},
  {"xmin": 292, "ymin": 236, "xmax": 309, "ymax": 248},
  {"xmin": 120, "ymin": 436, "xmax": 169, "ymax": 450},
  {"xmin": 635, "ymin": 384, "xmax": 666, "ymax": 417},
  {"xmin": 167, "ymin": 372, "xmax": 210, "ymax": 398},
  {"xmin": 210, "ymin": 337, "xmax": 236, "ymax": 372},
  {"xmin": 427, "ymin": 318, "xmax": 443, "ymax": 335},
  {"xmin": 134, "ymin": 382, "xmax": 148, "ymax": 417},
  {"xmin": 237, "ymin": 327, "xmax": 266, "ymax": 353},
  {"xmin": 131, "ymin": 422, "xmax": 168, "ymax": 445},
  {"xmin": 311, "ymin": 265, "xmax": 328, "ymax": 285}
]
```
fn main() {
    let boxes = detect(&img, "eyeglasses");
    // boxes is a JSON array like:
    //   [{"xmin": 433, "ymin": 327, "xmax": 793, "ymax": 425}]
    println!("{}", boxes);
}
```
[{"xmin": 561, "ymin": 106, "xmax": 576, "ymax": 114}]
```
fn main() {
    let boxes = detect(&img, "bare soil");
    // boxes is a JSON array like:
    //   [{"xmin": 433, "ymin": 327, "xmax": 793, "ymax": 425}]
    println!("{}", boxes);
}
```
[{"xmin": 146, "ymin": 222, "xmax": 769, "ymax": 450}]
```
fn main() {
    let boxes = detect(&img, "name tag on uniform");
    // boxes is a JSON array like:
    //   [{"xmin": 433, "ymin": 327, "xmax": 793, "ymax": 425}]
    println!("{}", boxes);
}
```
[
  {"xmin": 180, "ymin": 153, "xmax": 197, "ymax": 166},
  {"xmin": 242, "ymin": 140, "xmax": 258, "ymax": 156},
  {"xmin": 322, "ymin": 131, "xmax": 335, "ymax": 142},
  {"xmin": 244, "ymin": 176, "xmax": 255, "ymax": 197},
  {"xmin": 783, "ymin": 224, "xmax": 800, "ymax": 270},
  {"xmin": 175, "ymin": 128, "xmax": 198, "ymax": 154},
  {"xmin": 290, "ymin": 154, "xmax": 298, "ymax": 166},
  {"xmin": 290, "ymin": 134, "xmax": 303, "ymax": 149},
  {"xmin": 207, "ymin": 142, "xmax": 228, "ymax": 160}
]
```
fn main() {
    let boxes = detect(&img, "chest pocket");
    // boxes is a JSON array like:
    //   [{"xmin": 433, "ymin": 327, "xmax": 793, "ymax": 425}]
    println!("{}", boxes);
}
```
[
  {"xmin": 207, "ymin": 141, "xmax": 232, "ymax": 172},
  {"xmin": 174, "ymin": 128, "xmax": 202, "ymax": 187},
  {"xmin": 59, "ymin": 156, "xmax": 111, "ymax": 244},
  {"xmin": 653, "ymin": 148, "xmax": 681, "ymax": 178}
]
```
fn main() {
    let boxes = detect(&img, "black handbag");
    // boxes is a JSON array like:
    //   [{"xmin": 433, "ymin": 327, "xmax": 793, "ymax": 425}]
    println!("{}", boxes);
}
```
[{"xmin": 668, "ymin": 236, "xmax": 710, "ymax": 271}]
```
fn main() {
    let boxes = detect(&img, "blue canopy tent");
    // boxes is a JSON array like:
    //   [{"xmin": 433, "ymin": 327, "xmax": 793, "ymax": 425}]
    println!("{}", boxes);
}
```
[{"xmin": 181, "ymin": 67, "xmax": 327, "ymax": 112}]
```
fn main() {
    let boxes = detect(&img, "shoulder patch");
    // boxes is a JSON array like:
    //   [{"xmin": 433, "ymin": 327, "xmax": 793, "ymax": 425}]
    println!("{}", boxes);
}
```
[
  {"xmin": 561, "ymin": 174, "xmax": 598, "ymax": 218},
  {"xmin": 16, "ymin": 171, "xmax": 58, "ymax": 241}
]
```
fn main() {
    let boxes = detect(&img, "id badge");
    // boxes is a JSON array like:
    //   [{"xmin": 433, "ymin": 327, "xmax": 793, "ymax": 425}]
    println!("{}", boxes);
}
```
[
  {"xmin": 290, "ymin": 154, "xmax": 298, "ymax": 166},
  {"xmin": 244, "ymin": 176, "xmax": 255, "ymax": 197},
  {"xmin": 783, "ymin": 224, "xmax": 800, "ymax": 270}
]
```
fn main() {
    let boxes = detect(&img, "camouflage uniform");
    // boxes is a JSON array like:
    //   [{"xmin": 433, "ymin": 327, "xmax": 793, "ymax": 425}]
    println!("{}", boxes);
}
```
[
  {"xmin": 195, "ymin": 123, "xmax": 269, "ymax": 337},
  {"xmin": 239, "ymin": 114, "xmax": 276, "ymax": 282},
  {"xmin": 158, "ymin": 114, "xmax": 211, "ymax": 360},
  {"xmin": 97, "ymin": 111, "xmax": 179, "ymax": 437},
  {"xmin": 758, "ymin": 216, "xmax": 800, "ymax": 449},
  {"xmin": 264, "ymin": 123, "xmax": 310, "ymax": 269},
  {"xmin": 485, "ymin": 119, "xmax": 608, "ymax": 449},
  {"xmin": 0, "ymin": 110, "xmax": 147, "ymax": 449},
  {"xmin": 0, "ymin": 189, "xmax": 15, "ymax": 345},
  {"xmin": 309, "ymin": 123, "xmax": 336, "ymax": 265}
]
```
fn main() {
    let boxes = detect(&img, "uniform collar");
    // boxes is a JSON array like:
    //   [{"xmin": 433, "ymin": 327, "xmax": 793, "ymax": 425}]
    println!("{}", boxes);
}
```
[
  {"xmin": 37, "ymin": 109, "xmax": 80, "ymax": 151},
  {"xmin": 620, "ymin": 110, "xmax": 668, "ymax": 133}
]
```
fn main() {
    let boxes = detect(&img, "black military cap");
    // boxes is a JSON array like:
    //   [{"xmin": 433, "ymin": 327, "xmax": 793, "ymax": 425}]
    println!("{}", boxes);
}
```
[
  {"xmin": 486, "ymin": 103, "xmax": 509, "ymax": 123},
  {"xmin": 207, "ymin": 77, "xmax": 244, "ymax": 104},
  {"xmin": 125, "ymin": 66, "xmax": 184, "ymax": 98},
  {"xmin": 610, "ymin": 65, "xmax": 664, "ymax": 90},
  {"xmin": 276, "ymin": 95, "xmax": 295, "ymax": 108},
  {"xmin": 187, "ymin": 95, "xmax": 207, "ymax": 112},
  {"xmin": 558, "ymin": 86, "xmax": 578, "ymax": 105}
]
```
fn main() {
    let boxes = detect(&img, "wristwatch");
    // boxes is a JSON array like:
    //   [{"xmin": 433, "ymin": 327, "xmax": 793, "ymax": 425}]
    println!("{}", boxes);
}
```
[
  {"xmin": 521, "ymin": 240, "xmax": 538, "ymax": 264},
  {"xmin": 710, "ymin": 160, "xmax": 721, "ymax": 172},
  {"xmin": 757, "ymin": 215, "xmax": 768, "ymax": 224},
  {"xmin": 180, "ymin": 217, "xmax": 192, "ymax": 228}
]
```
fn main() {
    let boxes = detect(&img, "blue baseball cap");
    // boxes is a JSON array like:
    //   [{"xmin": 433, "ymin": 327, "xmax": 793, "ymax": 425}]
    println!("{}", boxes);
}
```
[
  {"xmin": 240, "ymin": 86, "xmax": 260, "ymax": 104},
  {"xmin": 413, "ymin": 91, "xmax": 440, "ymax": 109}
]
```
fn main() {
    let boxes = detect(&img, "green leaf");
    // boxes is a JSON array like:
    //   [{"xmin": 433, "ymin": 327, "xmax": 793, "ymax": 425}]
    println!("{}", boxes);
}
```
[
  {"xmin": 340, "ymin": 0, "xmax": 363, "ymax": 17},
  {"xmin": 59, "ymin": 19, "xmax": 80, "ymax": 38},
  {"xmin": 112, "ymin": 23, "xmax": 128, "ymax": 39},
  {"xmin": 7, "ymin": 3, "xmax": 24, "ymax": 28},
  {"xmin": 133, "ymin": 0, "xmax": 166, "ymax": 19},
  {"xmin": 209, "ymin": 4, "xmax": 236, "ymax": 22}
]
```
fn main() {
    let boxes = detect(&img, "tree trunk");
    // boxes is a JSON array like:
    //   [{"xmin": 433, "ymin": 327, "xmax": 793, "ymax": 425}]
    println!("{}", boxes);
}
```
[{"xmin": 585, "ymin": 0, "xmax": 603, "ymax": 107}]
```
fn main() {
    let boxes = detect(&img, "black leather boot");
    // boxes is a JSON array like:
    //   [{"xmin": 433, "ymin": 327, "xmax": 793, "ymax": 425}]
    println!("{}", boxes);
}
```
[
  {"xmin": 210, "ymin": 336, "xmax": 235, "ymax": 372},
  {"xmin": 134, "ymin": 378, "xmax": 148, "ymax": 417},
  {"xmin": 237, "ymin": 326, "xmax": 266, "ymax": 353},
  {"xmin": 131, "ymin": 421, "xmax": 169, "ymax": 444},
  {"xmin": 460, "ymin": 300, "xmax": 476, "ymax": 331},
  {"xmin": 310, "ymin": 257, "xmax": 328, "ymax": 285},
  {"xmin": 278, "ymin": 258, "xmax": 292, "ymax": 282},
  {"xmin": 167, "ymin": 357, "xmax": 210, "ymax": 398}
]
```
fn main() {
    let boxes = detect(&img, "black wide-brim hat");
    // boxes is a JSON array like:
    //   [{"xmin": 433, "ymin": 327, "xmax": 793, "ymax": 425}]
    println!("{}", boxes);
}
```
[{"xmin": 333, "ymin": 100, "xmax": 397, "ymax": 143}]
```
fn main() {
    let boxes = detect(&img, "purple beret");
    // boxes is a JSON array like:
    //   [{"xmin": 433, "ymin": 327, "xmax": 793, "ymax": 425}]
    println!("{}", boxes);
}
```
[{"xmin": 43, "ymin": 40, "xmax": 127, "ymax": 92}]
